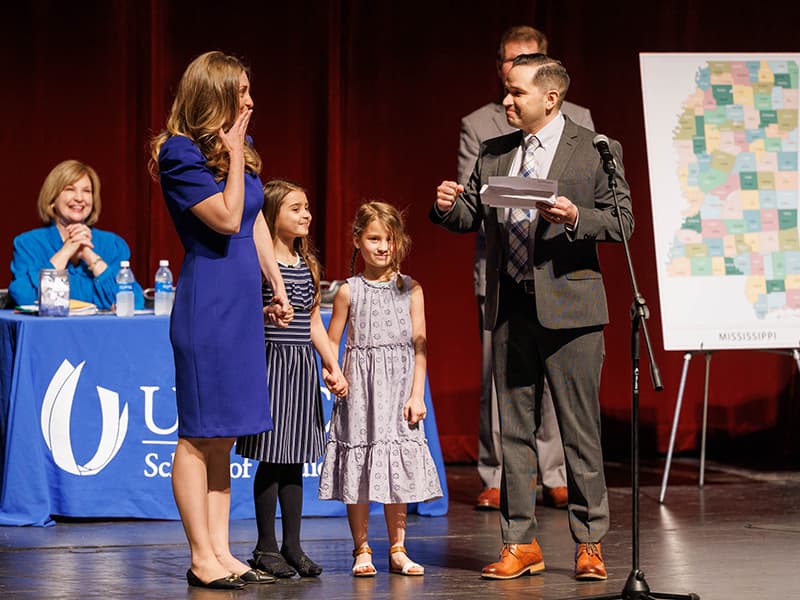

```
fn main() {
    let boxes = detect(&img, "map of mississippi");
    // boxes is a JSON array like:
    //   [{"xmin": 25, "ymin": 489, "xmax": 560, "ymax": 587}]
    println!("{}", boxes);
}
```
[{"xmin": 668, "ymin": 60, "xmax": 800, "ymax": 318}]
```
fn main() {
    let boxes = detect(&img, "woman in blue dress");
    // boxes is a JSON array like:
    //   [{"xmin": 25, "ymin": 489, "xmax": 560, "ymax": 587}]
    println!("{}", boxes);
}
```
[
  {"xmin": 9, "ymin": 159, "xmax": 145, "ymax": 310},
  {"xmin": 151, "ymin": 51, "xmax": 291, "ymax": 590}
]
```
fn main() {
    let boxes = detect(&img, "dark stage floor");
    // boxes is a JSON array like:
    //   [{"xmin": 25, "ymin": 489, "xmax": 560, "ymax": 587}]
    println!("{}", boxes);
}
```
[{"xmin": 1, "ymin": 458, "xmax": 798, "ymax": 599}]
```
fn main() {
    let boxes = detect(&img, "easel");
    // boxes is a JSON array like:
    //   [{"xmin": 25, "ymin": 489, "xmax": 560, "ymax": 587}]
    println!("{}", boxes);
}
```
[{"xmin": 659, "ymin": 348, "xmax": 800, "ymax": 503}]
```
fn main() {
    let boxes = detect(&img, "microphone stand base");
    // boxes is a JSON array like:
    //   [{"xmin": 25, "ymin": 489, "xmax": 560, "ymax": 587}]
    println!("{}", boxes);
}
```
[{"xmin": 565, "ymin": 569, "xmax": 700, "ymax": 600}]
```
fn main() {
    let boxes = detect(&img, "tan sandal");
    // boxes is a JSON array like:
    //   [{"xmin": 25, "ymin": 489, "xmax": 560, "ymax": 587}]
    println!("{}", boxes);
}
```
[
  {"xmin": 389, "ymin": 545, "xmax": 424, "ymax": 576},
  {"xmin": 352, "ymin": 545, "xmax": 377, "ymax": 577}
]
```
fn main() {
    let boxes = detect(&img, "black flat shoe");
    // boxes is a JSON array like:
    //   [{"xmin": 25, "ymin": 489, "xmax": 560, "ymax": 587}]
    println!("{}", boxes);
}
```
[
  {"xmin": 238, "ymin": 567, "xmax": 277, "ymax": 584},
  {"xmin": 250, "ymin": 550, "xmax": 296, "ymax": 579},
  {"xmin": 282, "ymin": 550, "xmax": 323, "ymax": 577},
  {"xmin": 186, "ymin": 569, "xmax": 245, "ymax": 590}
]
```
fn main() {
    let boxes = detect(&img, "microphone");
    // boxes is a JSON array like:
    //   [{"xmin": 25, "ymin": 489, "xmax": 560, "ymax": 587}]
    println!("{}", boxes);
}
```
[{"xmin": 592, "ymin": 134, "xmax": 616, "ymax": 175}]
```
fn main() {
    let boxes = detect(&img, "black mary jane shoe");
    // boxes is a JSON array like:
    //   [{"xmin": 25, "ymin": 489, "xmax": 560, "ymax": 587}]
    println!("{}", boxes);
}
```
[
  {"xmin": 249, "ymin": 550, "xmax": 297, "ymax": 579},
  {"xmin": 186, "ymin": 569, "xmax": 245, "ymax": 590},
  {"xmin": 238, "ymin": 567, "xmax": 277, "ymax": 584},
  {"xmin": 282, "ymin": 550, "xmax": 323, "ymax": 577}
]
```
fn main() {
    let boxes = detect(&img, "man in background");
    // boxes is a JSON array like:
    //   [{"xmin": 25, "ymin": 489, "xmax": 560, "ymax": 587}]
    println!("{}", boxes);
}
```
[{"xmin": 458, "ymin": 26, "xmax": 594, "ymax": 512}]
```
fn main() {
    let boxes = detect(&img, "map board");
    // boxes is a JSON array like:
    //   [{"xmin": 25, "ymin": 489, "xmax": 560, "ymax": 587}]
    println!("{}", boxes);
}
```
[{"xmin": 640, "ymin": 53, "xmax": 800, "ymax": 350}]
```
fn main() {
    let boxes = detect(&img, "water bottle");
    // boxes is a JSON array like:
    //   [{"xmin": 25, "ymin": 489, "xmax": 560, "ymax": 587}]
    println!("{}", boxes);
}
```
[
  {"xmin": 115, "ymin": 260, "xmax": 135, "ymax": 317},
  {"xmin": 154, "ymin": 259, "xmax": 174, "ymax": 316}
]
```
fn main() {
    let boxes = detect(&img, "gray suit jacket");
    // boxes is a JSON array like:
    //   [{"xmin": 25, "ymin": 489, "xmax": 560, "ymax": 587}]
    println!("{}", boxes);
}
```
[
  {"xmin": 459, "ymin": 101, "xmax": 594, "ymax": 297},
  {"xmin": 432, "ymin": 117, "xmax": 634, "ymax": 331}
]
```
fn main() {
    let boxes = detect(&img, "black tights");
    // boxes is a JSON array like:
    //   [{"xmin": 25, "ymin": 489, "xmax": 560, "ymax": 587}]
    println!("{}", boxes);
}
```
[{"xmin": 253, "ymin": 462, "xmax": 305, "ymax": 560}]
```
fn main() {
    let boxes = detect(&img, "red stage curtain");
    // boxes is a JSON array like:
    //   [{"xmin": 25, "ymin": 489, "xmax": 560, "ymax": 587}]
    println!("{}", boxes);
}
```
[{"xmin": 2, "ymin": 0, "xmax": 798, "ymax": 463}]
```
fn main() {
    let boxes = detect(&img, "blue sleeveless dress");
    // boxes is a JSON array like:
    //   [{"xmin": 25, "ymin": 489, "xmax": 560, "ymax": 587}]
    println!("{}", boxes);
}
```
[{"xmin": 158, "ymin": 135, "xmax": 271, "ymax": 438}]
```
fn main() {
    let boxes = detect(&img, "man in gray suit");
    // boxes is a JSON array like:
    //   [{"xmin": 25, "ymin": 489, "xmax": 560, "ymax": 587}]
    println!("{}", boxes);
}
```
[
  {"xmin": 459, "ymin": 26, "xmax": 595, "ymax": 513},
  {"xmin": 432, "ymin": 54, "xmax": 633, "ymax": 581}
]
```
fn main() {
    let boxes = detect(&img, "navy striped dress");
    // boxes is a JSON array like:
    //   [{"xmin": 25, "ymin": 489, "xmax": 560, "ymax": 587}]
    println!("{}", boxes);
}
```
[{"xmin": 236, "ymin": 257, "xmax": 325, "ymax": 463}]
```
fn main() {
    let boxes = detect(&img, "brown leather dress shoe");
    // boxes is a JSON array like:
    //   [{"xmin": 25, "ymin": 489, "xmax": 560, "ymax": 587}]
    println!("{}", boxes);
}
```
[
  {"xmin": 476, "ymin": 487, "xmax": 500, "ymax": 510},
  {"xmin": 542, "ymin": 485, "xmax": 568, "ymax": 509},
  {"xmin": 481, "ymin": 540, "xmax": 545, "ymax": 580},
  {"xmin": 575, "ymin": 542, "xmax": 607, "ymax": 580}
]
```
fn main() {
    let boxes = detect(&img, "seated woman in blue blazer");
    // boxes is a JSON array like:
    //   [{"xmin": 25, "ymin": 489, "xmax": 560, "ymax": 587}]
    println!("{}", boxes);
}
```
[{"xmin": 9, "ymin": 160, "xmax": 144, "ymax": 310}]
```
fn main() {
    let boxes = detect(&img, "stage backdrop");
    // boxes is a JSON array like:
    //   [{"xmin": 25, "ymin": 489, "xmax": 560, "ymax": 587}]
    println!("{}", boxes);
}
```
[{"xmin": 2, "ymin": 1, "xmax": 798, "ymax": 462}]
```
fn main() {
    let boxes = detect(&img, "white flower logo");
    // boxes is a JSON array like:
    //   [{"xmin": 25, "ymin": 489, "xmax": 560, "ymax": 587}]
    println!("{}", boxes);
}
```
[{"xmin": 41, "ymin": 360, "xmax": 129, "ymax": 476}]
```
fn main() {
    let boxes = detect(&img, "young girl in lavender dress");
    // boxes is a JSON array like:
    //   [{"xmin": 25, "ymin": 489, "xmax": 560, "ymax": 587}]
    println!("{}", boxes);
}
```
[
  {"xmin": 237, "ymin": 180, "xmax": 347, "ymax": 578},
  {"xmin": 318, "ymin": 201, "xmax": 442, "ymax": 577}
]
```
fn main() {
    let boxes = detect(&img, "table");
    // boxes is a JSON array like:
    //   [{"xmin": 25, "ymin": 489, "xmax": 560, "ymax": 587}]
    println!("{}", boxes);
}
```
[{"xmin": 0, "ymin": 310, "xmax": 448, "ymax": 526}]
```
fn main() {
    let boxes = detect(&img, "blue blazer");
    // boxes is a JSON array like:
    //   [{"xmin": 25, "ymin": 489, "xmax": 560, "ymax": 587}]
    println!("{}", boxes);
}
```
[{"xmin": 9, "ymin": 224, "xmax": 145, "ymax": 310}]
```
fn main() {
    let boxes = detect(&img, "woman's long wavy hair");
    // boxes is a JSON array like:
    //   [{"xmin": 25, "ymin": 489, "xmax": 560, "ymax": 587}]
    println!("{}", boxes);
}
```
[
  {"xmin": 149, "ymin": 51, "xmax": 261, "ymax": 180},
  {"xmin": 263, "ymin": 180, "xmax": 322, "ymax": 308},
  {"xmin": 349, "ymin": 201, "xmax": 411, "ymax": 290}
]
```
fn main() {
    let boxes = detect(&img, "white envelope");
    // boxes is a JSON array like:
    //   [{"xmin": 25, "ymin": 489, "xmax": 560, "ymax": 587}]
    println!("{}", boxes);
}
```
[{"xmin": 479, "ymin": 176, "xmax": 557, "ymax": 208}]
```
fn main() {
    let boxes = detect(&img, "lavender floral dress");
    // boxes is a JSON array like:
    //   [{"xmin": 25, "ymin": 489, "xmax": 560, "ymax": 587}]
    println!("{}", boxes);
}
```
[{"xmin": 318, "ymin": 274, "xmax": 442, "ymax": 504}]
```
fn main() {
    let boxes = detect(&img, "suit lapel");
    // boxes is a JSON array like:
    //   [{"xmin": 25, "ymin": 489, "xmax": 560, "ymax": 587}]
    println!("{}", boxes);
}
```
[
  {"xmin": 546, "ymin": 116, "xmax": 579, "ymax": 181},
  {"xmin": 537, "ymin": 117, "xmax": 580, "ymax": 240},
  {"xmin": 496, "ymin": 144, "xmax": 516, "ymax": 179},
  {"xmin": 489, "ymin": 131, "xmax": 522, "ymax": 225}
]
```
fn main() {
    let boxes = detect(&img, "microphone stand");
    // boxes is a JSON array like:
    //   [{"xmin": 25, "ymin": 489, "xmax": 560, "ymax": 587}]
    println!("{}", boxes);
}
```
[{"xmin": 570, "ymin": 162, "xmax": 699, "ymax": 600}]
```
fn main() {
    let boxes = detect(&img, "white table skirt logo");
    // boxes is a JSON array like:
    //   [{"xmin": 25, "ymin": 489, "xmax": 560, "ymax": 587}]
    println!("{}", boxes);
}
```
[{"xmin": 41, "ymin": 360, "xmax": 129, "ymax": 476}]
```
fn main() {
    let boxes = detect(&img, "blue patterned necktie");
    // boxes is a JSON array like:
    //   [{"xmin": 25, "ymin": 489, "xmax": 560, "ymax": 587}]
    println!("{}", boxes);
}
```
[{"xmin": 507, "ymin": 135, "xmax": 540, "ymax": 282}]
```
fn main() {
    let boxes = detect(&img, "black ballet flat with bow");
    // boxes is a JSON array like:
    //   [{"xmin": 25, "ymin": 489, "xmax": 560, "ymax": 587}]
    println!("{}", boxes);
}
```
[
  {"xmin": 250, "ymin": 549, "xmax": 297, "ymax": 578},
  {"xmin": 282, "ymin": 549, "xmax": 323, "ymax": 577},
  {"xmin": 186, "ymin": 569, "xmax": 245, "ymax": 590},
  {"xmin": 238, "ymin": 567, "xmax": 277, "ymax": 584}
]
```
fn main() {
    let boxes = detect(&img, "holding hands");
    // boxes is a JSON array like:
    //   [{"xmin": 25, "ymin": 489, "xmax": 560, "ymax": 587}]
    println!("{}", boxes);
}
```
[
  {"xmin": 322, "ymin": 367, "xmax": 349, "ymax": 398},
  {"xmin": 263, "ymin": 298, "xmax": 295, "ymax": 328}
]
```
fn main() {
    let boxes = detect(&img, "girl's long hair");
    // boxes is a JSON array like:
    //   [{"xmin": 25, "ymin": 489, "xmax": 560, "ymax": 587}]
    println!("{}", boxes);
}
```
[
  {"xmin": 263, "ymin": 179, "xmax": 322, "ymax": 307},
  {"xmin": 349, "ymin": 201, "xmax": 411, "ymax": 290},
  {"xmin": 149, "ymin": 51, "xmax": 261, "ymax": 180}
]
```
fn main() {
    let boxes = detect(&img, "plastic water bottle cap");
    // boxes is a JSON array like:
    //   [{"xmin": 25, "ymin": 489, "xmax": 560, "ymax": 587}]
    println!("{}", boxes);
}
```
[
  {"xmin": 159, "ymin": 259, "xmax": 169, "ymax": 267},
  {"xmin": 120, "ymin": 260, "xmax": 130, "ymax": 267}
]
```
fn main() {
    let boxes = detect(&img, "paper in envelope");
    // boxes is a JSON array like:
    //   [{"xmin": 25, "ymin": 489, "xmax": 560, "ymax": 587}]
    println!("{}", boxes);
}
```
[{"xmin": 479, "ymin": 176, "xmax": 557, "ymax": 208}]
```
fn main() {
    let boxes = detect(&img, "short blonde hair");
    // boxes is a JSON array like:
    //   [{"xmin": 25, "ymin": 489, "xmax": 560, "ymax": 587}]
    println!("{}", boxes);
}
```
[
  {"xmin": 150, "ymin": 50, "xmax": 261, "ymax": 180},
  {"xmin": 37, "ymin": 160, "xmax": 102, "ymax": 225}
]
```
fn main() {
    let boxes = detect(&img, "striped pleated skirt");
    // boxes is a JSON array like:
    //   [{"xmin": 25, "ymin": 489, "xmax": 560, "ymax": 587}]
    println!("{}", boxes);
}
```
[{"xmin": 236, "ymin": 341, "xmax": 325, "ymax": 463}]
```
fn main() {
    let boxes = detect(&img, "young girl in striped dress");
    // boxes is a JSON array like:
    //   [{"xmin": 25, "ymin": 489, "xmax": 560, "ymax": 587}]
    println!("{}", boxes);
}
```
[{"xmin": 237, "ymin": 180, "xmax": 347, "ymax": 578}]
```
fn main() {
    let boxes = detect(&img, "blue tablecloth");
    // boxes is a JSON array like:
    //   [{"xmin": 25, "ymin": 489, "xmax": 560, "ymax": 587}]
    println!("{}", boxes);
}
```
[{"xmin": 0, "ymin": 309, "xmax": 448, "ymax": 526}]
